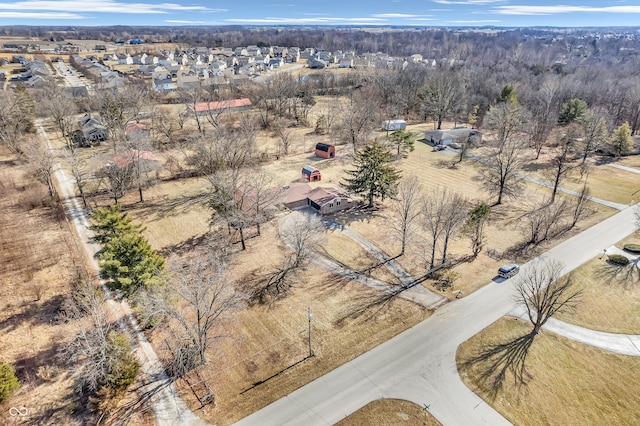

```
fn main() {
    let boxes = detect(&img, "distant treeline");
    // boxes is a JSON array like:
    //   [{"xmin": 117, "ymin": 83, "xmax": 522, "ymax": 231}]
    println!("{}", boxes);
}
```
[{"xmin": 3, "ymin": 25, "xmax": 640, "ymax": 66}]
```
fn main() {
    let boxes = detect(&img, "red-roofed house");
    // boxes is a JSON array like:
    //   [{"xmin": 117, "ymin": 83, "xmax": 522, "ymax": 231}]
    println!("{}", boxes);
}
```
[{"xmin": 187, "ymin": 98, "xmax": 252, "ymax": 116}]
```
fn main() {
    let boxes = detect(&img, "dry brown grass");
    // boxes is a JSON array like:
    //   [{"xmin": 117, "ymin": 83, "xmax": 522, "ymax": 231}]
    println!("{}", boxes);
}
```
[
  {"xmin": 329, "ymin": 142, "xmax": 615, "ymax": 299},
  {"xmin": 0, "ymin": 147, "xmax": 86, "ymax": 425},
  {"xmin": 144, "ymin": 220, "xmax": 431, "ymax": 425},
  {"xmin": 336, "ymin": 399, "xmax": 442, "ymax": 426},
  {"xmin": 616, "ymin": 154, "xmax": 640, "ymax": 169},
  {"xmin": 322, "ymin": 230, "xmax": 401, "ymax": 284},
  {"xmin": 458, "ymin": 317, "xmax": 640, "ymax": 426},
  {"xmin": 554, "ymin": 234, "xmax": 640, "ymax": 334}
]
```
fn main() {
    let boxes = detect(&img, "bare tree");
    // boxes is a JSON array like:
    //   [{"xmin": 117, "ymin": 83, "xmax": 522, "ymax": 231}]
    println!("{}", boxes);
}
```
[
  {"xmin": 522, "ymin": 198, "xmax": 572, "ymax": 245},
  {"xmin": 314, "ymin": 99, "xmax": 340, "ymax": 143},
  {"xmin": 208, "ymin": 169, "xmax": 252, "ymax": 250},
  {"xmin": 272, "ymin": 117, "xmax": 294, "ymax": 158},
  {"xmin": 515, "ymin": 259, "xmax": 582, "ymax": 335},
  {"xmin": 68, "ymin": 148, "xmax": 89, "ymax": 207},
  {"xmin": 94, "ymin": 87, "xmax": 145, "ymax": 145},
  {"xmin": 0, "ymin": 88, "xmax": 32, "ymax": 154},
  {"xmin": 579, "ymin": 109, "xmax": 608, "ymax": 164},
  {"xmin": 244, "ymin": 169, "xmax": 283, "ymax": 236},
  {"xmin": 416, "ymin": 72, "xmax": 462, "ymax": 129},
  {"xmin": 339, "ymin": 88, "xmax": 377, "ymax": 148},
  {"xmin": 259, "ymin": 212, "xmax": 325, "ymax": 302},
  {"xmin": 485, "ymin": 101, "xmax": 525, "ymax": 150},
  {"xmin": 280, "ymin": 211, "xmax": 325, "ymax": 269},
  {"xmin": 421, "ymin": 188, "xmax": 463, "ymax": 270},
  {"xmin": 123, "ymin": 133, "xmax": 160, "ymax": 203},
  {"xmin": 481, "ymin": 135, "xmax": 526, "ymax": 205},
  {"xmin": 548, "ymin": 123, "xmax": 584, "ymax": 203},
  {"xmin": 570, "ymin": 181, "xmax": 591, "ymax": 229},
  {"xmin": 525, "ymin": 77, "xmax": 559, "ymax": 159},
  {"xmin": 390, "ymin": 176, "xmax": 423, "ymax": 256},
  {"xmin": 97, "ymin": 161, "xmax": 133, "ymax": 204},
  {"xmin": 37, "ymin": 82, "xmax": 78, "ymax": 150},
  {"xmin": 440, "ymin": 192, "xmax": 468, "ymax": 264},
  {"xmin": 151, "ymin": 106, "xmax": 179, "ymax": 148},
  {"xmin": 26, "ymin": 137, "xmax": 56, "ymax": 197},
  {"xmin": 61, "ymin": 279, "xmax": 113, "ymax": 393},
  {"xmin": 153, "ymin": 254, "xmax": 243, "ymax": 367},
  {"xmin": 179, "ymin": 86, "xmax": 208, "ymax": 134}
]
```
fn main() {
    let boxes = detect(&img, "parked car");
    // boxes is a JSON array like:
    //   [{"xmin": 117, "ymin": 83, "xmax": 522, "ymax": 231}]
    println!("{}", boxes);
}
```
[
  {"xmin": 498, "ymin": 263, "xmax": 520, "ymax": 279},
  {"xmin": 434, "ymin": 144, "xmax": 446, "ymax": 151}
]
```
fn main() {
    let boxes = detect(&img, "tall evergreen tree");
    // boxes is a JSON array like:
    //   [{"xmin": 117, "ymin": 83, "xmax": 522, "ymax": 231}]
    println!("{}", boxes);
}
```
[
  {"xmin": 89, "ymin": 206, "xmax": 164, "ymax": 296},
  {"xmin": 342, "ymin": 140, "xmax": 401, "ymax": 207}
]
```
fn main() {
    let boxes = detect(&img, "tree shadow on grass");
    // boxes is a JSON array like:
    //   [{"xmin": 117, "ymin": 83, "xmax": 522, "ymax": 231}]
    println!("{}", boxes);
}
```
[
  {"xmin": 0, "ymin": 294, "xmax": 66, "ymax": 332},
  {"xmin": 126, "ymin": 192, "xmax": 210, "ymax": 222},
  {"xmin": 593, "ymin": 259, "xmax": 640, "ymax": 288},
  {"xmin": 460, "ymin": 332, "xmax": 536, "ymax": 400}
]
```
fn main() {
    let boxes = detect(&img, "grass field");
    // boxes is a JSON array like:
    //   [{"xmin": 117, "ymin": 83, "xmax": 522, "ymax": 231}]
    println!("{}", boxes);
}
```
[
  {"xmin": 336, "ymin": 399, "xmax": 441, "ymax": 426},
  {"xmin": 146, "ymin": 221, "xmax": 431, "ymax": 425},
  {"xmin": 458, "ymin": 317, "xmax": 640, "ymax": 426},
  {"xmin": 554, "ymin": 234, "xmax": 640, "ymax": 334}
]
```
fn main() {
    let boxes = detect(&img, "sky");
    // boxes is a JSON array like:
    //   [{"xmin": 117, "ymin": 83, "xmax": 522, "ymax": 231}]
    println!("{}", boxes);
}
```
[{"xmin": 1, "ymin": 0, "xmax": 640, "ymax": 28}]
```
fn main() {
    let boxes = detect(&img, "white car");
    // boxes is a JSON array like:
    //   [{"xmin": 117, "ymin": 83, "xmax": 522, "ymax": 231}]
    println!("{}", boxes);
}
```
[{"xmin": 498, "ymin": 263, "xmax": 519, "ymax": 279}]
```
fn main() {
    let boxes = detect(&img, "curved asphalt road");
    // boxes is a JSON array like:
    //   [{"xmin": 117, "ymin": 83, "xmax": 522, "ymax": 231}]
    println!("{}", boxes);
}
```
[{"xmin": 235, "ymin": 205, "xmax": 639, "ymax": 426}]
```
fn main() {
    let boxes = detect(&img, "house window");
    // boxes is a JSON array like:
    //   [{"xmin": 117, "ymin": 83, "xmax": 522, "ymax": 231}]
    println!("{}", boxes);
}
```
[
  {"xmin": 329, "ymin": 203, "xmax": 333, "ymax": 208},
  {"xmin": 336, "ymin": 200, "xmax": 341, "ymax": 206}
]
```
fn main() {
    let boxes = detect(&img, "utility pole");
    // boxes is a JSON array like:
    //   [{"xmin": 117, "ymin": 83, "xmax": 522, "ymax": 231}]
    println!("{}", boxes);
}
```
[{"xmin": 307, "ymin": 307, "xmax": 314, "ymax": 357}]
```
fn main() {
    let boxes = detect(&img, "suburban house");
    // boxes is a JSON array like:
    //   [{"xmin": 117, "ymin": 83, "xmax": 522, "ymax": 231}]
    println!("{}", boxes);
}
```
[
  {"xmin": 187, "ymin": 98, "xmax": 252, "ymax": 116},
  {"xmin": 72, "ymin": 114, "xmax": 108, "ymax": 147},
  {"xmin": 315, "ymin": 143, "xmax": 335, "ymax": 159},
  {"xmin": 152, "ymin": 77, "xmax": 177, "ymax": 92},
  {"xmin": 424, "ymin": 127, "xmax": 482, "ymax": 146},
  {"xmin": 284, "ymin": 183, "xmax": 355, "ymax": 215},
  {"xmin": 309, "ymin": 58, "xmax": 329, "ymax": 69},
  {"xmin": 302, "ymin": 165, "xmax": 321, "ymax": 182}
]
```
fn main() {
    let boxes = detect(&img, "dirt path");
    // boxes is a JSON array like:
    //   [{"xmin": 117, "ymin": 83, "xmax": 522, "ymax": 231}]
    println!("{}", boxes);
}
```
[{"xmin": 37, "ymin": 120, "xmax": 208, "ymax": 426}]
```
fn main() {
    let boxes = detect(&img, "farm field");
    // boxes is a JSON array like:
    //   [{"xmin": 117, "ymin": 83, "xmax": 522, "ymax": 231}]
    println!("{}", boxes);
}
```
[{"xmin": 457, "ymin": 317, "xmax": 640, "ymax": 426}]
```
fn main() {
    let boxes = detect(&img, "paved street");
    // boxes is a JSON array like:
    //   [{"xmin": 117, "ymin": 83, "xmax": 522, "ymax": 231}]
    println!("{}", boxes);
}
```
[{"xmin": 236, "ymin": 205, "xmax": 639, "ymax": 426}]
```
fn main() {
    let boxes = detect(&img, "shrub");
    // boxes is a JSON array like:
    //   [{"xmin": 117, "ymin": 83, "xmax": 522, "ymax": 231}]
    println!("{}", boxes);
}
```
[
  {"xmin": 608, "ymin": 254, "xmax": 630, "ymax": 265},
  {"xmin": 0, "ymin": 360, "xmax": 20, "ymax": 403},
  {"xmin": 623, "ymin": 244, "xmax": 640, "ymax": 253}
]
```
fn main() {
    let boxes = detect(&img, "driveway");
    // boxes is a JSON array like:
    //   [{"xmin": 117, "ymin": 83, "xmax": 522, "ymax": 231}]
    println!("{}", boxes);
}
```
[{"xmin": 236, "ymin": 205, "xmax": 639, "ymax": 425}]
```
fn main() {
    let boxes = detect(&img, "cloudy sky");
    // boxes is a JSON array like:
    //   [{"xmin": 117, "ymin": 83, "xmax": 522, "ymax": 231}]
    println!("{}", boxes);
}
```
[{"xmin": 0, "ymin": 0, "xmax": 639, "ymax": 27}]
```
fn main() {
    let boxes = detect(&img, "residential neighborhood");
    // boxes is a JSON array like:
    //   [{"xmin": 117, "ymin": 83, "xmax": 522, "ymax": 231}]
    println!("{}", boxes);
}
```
[{"xmin": 1, "ymin": 24, "xmax": 640, "ymax": 426}]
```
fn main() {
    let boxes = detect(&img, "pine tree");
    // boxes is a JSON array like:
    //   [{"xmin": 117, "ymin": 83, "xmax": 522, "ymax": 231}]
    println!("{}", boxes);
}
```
[
  {"xmin": 89, "ymin": 206, "xmax": 164, "ymax": 296},
  {"xmin": 342, "ymin": 140, "xmax": 401, "ymax": 207},
  {"xmin": 608, "ymin": 122, "xmax": 634, "ymax": 157},
  {"xmin": 0, "ymin": 360, "xmax": 19, "ymax": 403},
  {"xmin": 89, "ymin": 205, "xmax": 140, "ymax": 246},
  {"xmin": 388, "ymin": 129, "xmax": 417, "ymax": 158}
]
